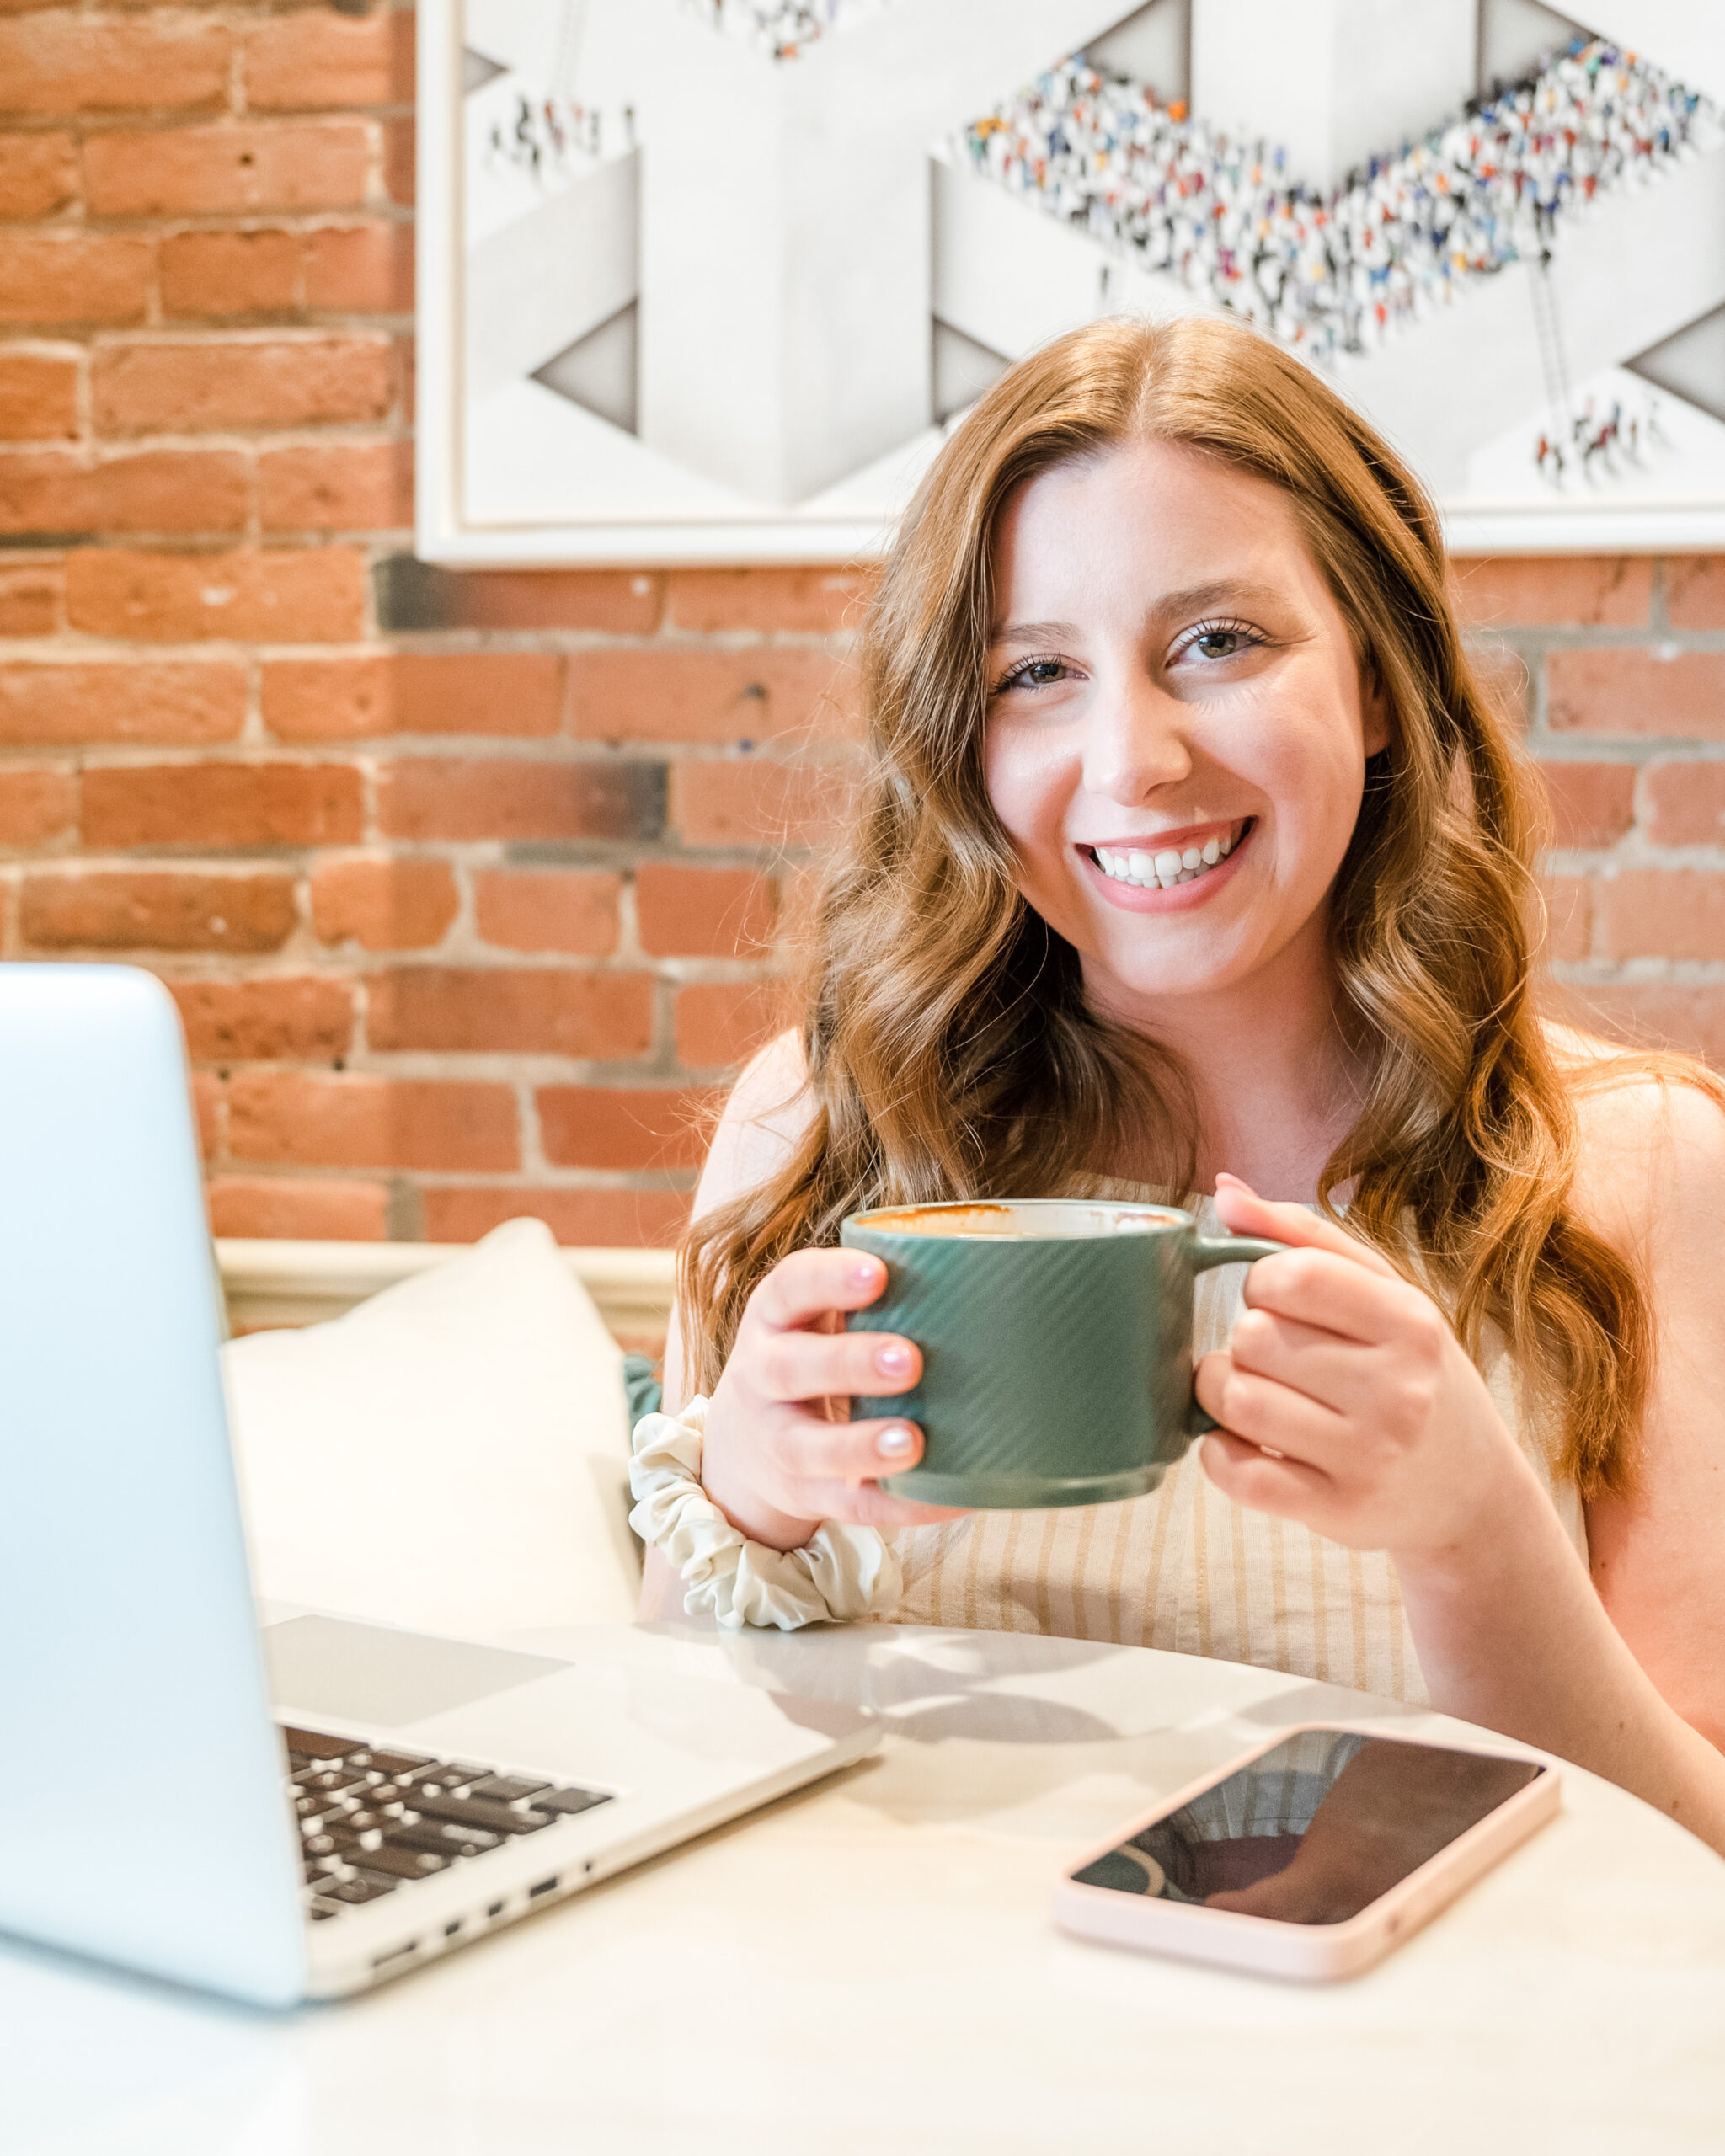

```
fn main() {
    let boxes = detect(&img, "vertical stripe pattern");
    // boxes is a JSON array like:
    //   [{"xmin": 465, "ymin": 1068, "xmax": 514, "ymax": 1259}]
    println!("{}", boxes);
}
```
[{"xmin": 884, "ymin": 1193, "xmax": 1587, "ymax": 1706}]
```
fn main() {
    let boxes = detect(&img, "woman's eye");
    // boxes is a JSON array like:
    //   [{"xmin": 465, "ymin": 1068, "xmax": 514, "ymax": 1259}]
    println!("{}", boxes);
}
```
[
  {"xmin": 995, "ymin": 654, "xmax": 1072, "ymax": 692},
  {"xmin": 1174, "ymin": 620, "xmax": 1261, "ymax": 665}
]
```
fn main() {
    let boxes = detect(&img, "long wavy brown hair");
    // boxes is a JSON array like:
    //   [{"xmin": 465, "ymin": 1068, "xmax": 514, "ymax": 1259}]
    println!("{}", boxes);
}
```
[{"xmin": 683, "ymin": 312, "xmax": 1674, "ymax": 1497}]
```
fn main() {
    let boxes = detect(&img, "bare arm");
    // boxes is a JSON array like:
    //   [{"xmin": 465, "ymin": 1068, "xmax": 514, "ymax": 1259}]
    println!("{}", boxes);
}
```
[{"xmin": 1199, "ymin": 1115, "xmax": 1725, "ymax": 1854}]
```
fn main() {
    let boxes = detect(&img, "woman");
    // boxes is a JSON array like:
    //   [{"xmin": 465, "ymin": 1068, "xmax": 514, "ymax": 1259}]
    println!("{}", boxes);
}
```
[{"xmin": 637, "ymin": 313, "xmax": 1725, "ymax": 1850}]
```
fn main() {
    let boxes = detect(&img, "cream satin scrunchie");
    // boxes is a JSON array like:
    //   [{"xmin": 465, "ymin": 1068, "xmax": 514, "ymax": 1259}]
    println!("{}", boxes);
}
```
[{"xmin": 628, "ymin": 1396, "xmax": 903, "ymax": 1631}]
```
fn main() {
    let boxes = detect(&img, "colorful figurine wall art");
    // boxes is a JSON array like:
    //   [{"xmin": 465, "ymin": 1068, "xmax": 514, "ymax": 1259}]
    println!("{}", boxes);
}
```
[{"xmin": 419, "ymin": 0, "xmax": 1725, "ymax": 563}]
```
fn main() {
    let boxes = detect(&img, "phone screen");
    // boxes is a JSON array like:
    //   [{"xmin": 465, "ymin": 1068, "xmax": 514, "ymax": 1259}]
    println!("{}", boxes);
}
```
[{"xmin": 1071, "ymin": 1731, "xmax": 1544, "ymax": 1926}]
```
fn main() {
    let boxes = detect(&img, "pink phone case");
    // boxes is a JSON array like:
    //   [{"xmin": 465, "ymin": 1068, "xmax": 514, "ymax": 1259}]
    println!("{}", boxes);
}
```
[{"xmin": 1051, "ymin": 1722, "xmax": 1562, "ymax": 1982}]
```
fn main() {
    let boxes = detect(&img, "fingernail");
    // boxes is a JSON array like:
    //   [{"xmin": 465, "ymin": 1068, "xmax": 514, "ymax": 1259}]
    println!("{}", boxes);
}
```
[
  {"xmin": 876, "ymin": 1424, "xmax": 916, "ymax": 1459},
  {"xmin": 846, "ymin": 1257, "xmax": 884, "ymax": 1289},
  {"xmin": 874, "ymin": 1342, "xmax": 914, "ymax": 1377}
]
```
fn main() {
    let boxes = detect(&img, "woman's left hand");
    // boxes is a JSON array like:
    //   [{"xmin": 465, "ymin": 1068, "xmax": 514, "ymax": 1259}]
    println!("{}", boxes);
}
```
[{"xmin": 1193, "ymin": 1174, "xmax": 1532, "ymax": 1564}]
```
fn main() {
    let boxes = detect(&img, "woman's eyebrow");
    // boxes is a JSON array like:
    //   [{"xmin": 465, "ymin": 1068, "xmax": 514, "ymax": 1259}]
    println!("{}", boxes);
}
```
[
  {"xmin": 990, "ymin": 618, "xmax": 1081, "ymax": 648},
  {"xmin": 1151, "ymin": 577, "xmax": 1285, "ymax": 616}
]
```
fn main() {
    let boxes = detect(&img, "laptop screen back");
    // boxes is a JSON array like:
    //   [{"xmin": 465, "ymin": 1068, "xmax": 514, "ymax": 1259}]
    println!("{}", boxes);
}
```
[{"xmin": 0, "ymin": 965, "xmax": 305, "ymax": 2005}]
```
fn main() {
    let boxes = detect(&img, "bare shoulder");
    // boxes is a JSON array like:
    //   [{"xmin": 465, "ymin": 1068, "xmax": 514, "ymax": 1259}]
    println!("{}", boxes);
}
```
[
  {"xmin": 1548, "ymin": 1023, "xmax": 1725, "ymax": 1253},
  {"xmin": 692, "ymin": 1028, "xmax": 815, "ymax": 1217}
]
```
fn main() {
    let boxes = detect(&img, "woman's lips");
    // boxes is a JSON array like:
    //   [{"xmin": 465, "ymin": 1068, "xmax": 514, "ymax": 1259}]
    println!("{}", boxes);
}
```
[{"xmin": 1078, "ymin": 818, "xmax": 1256, "ymax": 910}]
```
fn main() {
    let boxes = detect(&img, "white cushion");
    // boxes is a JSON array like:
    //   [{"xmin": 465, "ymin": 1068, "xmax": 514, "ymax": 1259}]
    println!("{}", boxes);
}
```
[{"xmin": 222, "ymin": 1218, "xmax": 642, "ymax": 1642}]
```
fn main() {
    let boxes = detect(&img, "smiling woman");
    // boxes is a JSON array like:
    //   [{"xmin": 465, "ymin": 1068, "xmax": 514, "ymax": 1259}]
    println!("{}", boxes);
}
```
[{"xmin": 638, "ymin": 313, "xmax": 1725, "ymax": 1856}]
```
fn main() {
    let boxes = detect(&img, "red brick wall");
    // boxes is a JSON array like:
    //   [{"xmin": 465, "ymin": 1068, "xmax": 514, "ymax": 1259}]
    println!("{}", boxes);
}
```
[{"xmin": 0, "ymin": 3, "xmax": 1720, "ymax": 1248}]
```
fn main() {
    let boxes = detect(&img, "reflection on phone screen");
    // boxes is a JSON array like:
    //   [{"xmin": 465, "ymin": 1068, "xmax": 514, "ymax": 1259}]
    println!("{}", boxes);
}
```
[{"xmin": 1071, "ymin": 1732, "xmax": 1542, "ymax": 1926}]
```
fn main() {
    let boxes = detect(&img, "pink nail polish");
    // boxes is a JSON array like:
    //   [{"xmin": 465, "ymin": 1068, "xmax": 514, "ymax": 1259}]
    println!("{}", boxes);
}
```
[
  {"xmin": 874, "ymin": 1342, "xmax": 913, "ymax": 1377},
  {"xmin": 846, "ymin": 1257, "xmax": 883, "ymax": 1289},
  {"xmin": 876, "ymin": 1425, "xmax": 915, "ymax": 1459}
]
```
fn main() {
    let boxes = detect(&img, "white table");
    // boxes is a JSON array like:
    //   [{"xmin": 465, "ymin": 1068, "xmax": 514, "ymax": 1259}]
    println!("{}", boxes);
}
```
[{"xmin": 8, "ymin": 1625, "xmax": 1725, "ymax": 2155}]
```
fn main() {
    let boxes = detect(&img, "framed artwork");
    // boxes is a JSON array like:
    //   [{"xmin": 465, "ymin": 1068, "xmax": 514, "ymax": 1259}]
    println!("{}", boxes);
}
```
[{"xmin": 415, "ymin": 0, "xmax": 1725, "ymax": 564}]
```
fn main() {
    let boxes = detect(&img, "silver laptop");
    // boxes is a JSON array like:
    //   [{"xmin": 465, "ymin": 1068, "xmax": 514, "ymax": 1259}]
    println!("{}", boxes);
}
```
[{"xmin": 0, "ymin": 963, "xmax": 877, "ymax": 2006}]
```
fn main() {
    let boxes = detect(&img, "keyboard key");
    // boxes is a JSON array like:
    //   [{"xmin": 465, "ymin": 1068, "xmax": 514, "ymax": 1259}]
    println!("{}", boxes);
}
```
[
  {"xmin": 387, "ymin": 1820, "xmax": 503, "ymax": 1860},
  {"xmin": 326, "ymin": 1876, "xmax": 397, "ymax": 1905},
  {"xmin": 414, "ymin": 1765, "xmax": 490, "ymax": 1796},
  {"xmin": 309, "ymin": 1903, "xmax": 342, "ymax": 1921},
  {"xmin": 301, "ymin": 1831, "xmax": 344, "ymax": 1860},
  {"xmin": 280, "ymin": 1726, "xmax": 352, "ymax": 1759},
  {"xmin": 352, "ymin": 1844, "xmax": 449, "ymax": 1881},
  {"xmin": 295, "ymin": 1766, "xmax": 366, "ymax": 1797},
  {"xmin": 305, "ymin": 1870, "xmax": 342, "ymax": 1896},
  {"xmin": 468, "ymin": 1774, "xmax": 550, "ymax": 1803},
  {"xmin": 358, "ymin": 1748, "xmax": 435, "ymax": 1778},
  {"xmin": 535, "ymin": 1786, "xmax": 613, "ymax": 1817},
  {"xmin": 409, "ymin": 1793, "xmax": 553, "ymax": 1837}
]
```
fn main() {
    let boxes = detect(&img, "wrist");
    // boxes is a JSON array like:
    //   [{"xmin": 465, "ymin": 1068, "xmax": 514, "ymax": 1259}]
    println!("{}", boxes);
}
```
[{"xmin": 1393, "ymin": 1440, "xmax": 1567, "ymax": 1604}]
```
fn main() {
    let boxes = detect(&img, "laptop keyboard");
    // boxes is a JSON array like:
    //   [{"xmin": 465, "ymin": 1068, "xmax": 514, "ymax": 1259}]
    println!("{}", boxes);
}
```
[{"xmin": 282, "ymin": 1725, "xmax": 611, "ymax": 1922}]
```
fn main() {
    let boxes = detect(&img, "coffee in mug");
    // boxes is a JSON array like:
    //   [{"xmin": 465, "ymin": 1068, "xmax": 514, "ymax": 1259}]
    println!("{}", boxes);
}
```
[{"xmin": 841, "ymin": 1199, "xmax": 1286, "ymax": 1510}]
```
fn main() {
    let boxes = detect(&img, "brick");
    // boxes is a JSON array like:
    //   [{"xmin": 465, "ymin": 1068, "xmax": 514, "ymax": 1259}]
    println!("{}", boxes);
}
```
[
  {"xmin": 1547, "ymin": 648, "xmax": 1725, "ymax": 739},
  {"xmin": 378, "ymin": 757, "xmax": 665, "ymax": 841},
  {"xmin": 0, "ymin": 13, "xmax": 232, "ymax": 116},
  {"xmin": 373, "ymin": 555, "xmax": 662, "ymax": 634},
  {"xmin": 159, "ymin": 230, "xmax": 299, "ymax": 319},
  {"xmin": 93, "ymin": 336, "xmax": 392, "ymax": 435},
  {"xmin": 383, "ymin": 115, "xmax": 414, "ymax": 204},
  {"xmin": 0, "ymin": 564, "xmax": 61, "ymax": 636},
  {"xmin": 0, "ymin": 448, "xmax": 248, "ymax": 537},
  {"xmin": 311, "ymin": 855, "xmax": 457, "ymax": 950},
  {"xmin": 570, "ymin": 646, "xmax": 854, "ymax": 745},
  {"xmin": 675, "ymin": 980, "xmax": 785, "ymax": 1070},
  {"xmin": 1539, "ymin": 873, "xmax": 1590, "ymax": 963},
  {"xmin": 227, "ymin": 1070, "xmax": 517, "ymax": 1170},
  {"xmin": 83, "ymin": 761, "xmax": 364, "ymax": 848},
  {"xmin": 84, "ymin": 121, "xmax": 371, "ymax": 216},
  {"xmin": 65, "ymin": 547, "xmax": 366, "ymax": 643},
  {"xmin": 420, "ymin": 1183, "xmax": 691, "ymax": 1248},
  {"xmin": 19, "ymin": 868, "xmax": 296, "ymax": 952},
  {"xmin": 303, "ymin": 221, "xmax": 414, "ymax": 312},
  {"xmin": 670, "ymin": 755, "xmax": 853, "ymax": 848},
  {"xmin": 665, "ymin": 565, "xmax": 873, "ymax": 635},
  {"xmin": 473, "ymin": 869, "xmax": 619, "ymax": 955},
  {"xmin": 1642, "ymin": 762, "xmax": 1725, "ymax": 848},
  {"xmin": 537, "ymin": 1085, "xmax": 712, "ymax": 1171},
  {"xmin": 635, "ymin": 863, "xmax": 777, "ymax": 958},
  {"xmin": 0, "ymin": 232, "xmax": 151, "ymax": 326},
  {"xmin": 366, "ymin": 967, "xmax": 654, "ymax": 1059},
  {"xmin": 0, "ymin": 660, "xmax": 244, "ymax": 744},
  {"xmin": 264, "ymin": 652, "xmax": 562, "ymax": 740},
  {"xmin": 1667, "ymin": 558, "xmax": 1725, "ymax": 632},
  {"xmin": 0, "ymin": 348, "xmax": 78, "ymax": 440},
  {"xmin": 0, "ymin": 765, "xmax": 75, "ymax": 846},
  {"xmin": 1450, "ymin": 555, "xmax": 1653, "ymax": 629},
  {"xmin": 207, "ymin": 1174, "xmax": 387, "ymax": 1240},
  {"xmin": 0, "ymin": 131, "xmax": 78, "ymax": 219},
  {"xmin": 1595, "ymin": 867, "xmax": 1725, "ymax": 961},
  {"xmin": 244, "ymin": 7, "xmax": 414, "ymax": 110},
  {"xmin": 1535, "ymin": 760, "xmax": 1635, "ymax": 851},
  {"xmin": 171, "ymin": 974, "xmax": 354, "ymax": 1060},
  {"xmin": 259, "ymin": 440, "xmax": 413, "ymax": 532},
  {"xmin": 1548, "ymin": 982, "xmax": 1725, "ymax": 1068}
]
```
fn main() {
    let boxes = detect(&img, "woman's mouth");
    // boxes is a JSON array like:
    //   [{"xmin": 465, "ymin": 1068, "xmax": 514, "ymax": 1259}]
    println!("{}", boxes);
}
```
[{"xmin": 1081, "ymin": 819, "xmax": 1252, "ymax": 894}]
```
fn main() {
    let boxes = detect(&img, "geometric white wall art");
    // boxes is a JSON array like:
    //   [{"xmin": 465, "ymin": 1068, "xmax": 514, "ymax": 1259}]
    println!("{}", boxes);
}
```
[{"xmin": 417, "ymin": 0, "xmax": 1725, "ymax": 563}]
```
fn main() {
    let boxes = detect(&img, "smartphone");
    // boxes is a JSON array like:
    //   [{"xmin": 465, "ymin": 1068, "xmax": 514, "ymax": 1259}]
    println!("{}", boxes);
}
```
[{"xmin": 1053, "ymin": 1724, "xmax": 1560, "ymax": 1982}]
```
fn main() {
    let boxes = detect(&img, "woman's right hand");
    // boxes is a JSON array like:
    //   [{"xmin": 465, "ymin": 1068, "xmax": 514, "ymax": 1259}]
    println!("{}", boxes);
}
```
[{"xmin": 696, "ymin": 1246, "xmax": 966, "ymax": 1552}]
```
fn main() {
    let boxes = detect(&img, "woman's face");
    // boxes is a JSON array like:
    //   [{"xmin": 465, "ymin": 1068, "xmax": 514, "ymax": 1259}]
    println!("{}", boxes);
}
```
[{"xmin": 983, "ymin": 439, "xmax": 1387, "ymax": 1025}]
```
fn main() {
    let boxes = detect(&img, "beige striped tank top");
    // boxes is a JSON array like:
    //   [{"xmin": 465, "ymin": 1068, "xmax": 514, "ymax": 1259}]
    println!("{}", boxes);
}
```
[{"xmin": 880, "ymin": 1187, "xmax": 1587, "ymax": 1706}]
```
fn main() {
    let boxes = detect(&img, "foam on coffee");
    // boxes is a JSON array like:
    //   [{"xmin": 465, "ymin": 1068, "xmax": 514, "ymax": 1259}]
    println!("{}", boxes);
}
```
[{"xmin": 857, "ymin": 1201, "xmax": 1179, "ymax": 1238}]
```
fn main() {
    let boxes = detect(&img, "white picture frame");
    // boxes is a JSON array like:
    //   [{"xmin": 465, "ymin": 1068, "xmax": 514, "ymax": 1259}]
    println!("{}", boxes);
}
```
[{"xmin": 416, "ymin": 0, "xmax": 1725, "ymax": 567}]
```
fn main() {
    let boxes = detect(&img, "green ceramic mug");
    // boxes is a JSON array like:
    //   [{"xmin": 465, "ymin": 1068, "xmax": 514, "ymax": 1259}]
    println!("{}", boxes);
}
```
[{"xmin": 841, "ymin": 1198, "xmax": 1288, "ymax": 1510}]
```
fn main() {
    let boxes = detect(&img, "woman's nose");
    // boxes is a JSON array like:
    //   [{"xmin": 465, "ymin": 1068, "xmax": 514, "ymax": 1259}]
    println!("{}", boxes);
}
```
[{"xmin": 1081, "ymin": 678, "xmax": 1194, "ymax": 805}]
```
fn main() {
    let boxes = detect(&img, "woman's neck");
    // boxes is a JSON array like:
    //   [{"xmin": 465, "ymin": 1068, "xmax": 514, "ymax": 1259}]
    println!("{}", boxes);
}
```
[{"xmin": 1089, "ymin": 929, "xmax": 1368, "ymax": 1203}]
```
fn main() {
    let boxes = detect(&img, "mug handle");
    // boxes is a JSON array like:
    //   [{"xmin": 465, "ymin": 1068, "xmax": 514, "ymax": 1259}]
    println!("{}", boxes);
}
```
[{"xmin": 1185, "ymin": 1233, "xmax": 1289, "ymax": 1438}]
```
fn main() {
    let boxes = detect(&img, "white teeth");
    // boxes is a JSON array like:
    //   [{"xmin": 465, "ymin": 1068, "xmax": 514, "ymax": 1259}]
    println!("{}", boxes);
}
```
[{"xmin": 1092, "ymin": 824, "xmax": 1243, "ymax": 889}]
